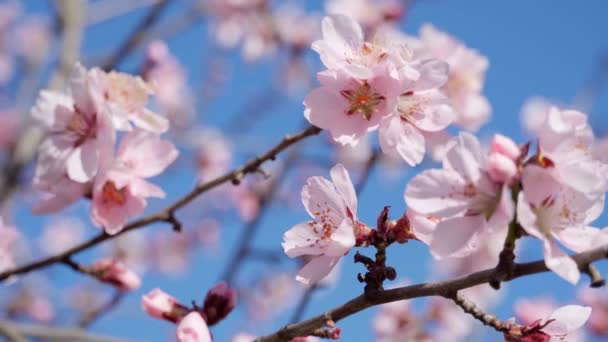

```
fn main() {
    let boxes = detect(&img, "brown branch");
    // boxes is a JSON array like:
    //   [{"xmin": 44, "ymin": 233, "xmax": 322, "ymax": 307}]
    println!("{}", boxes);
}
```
[
  {"xmin": 0, "ymin": 125, "xmax": 321, "ymax": 282},
  {"xmin": 256, "ymin": 244, "xmax": 608, "ymax": 341},
  {"xmin": 447, "ymin": 291, "xmax": 511, "ymax": 333}
]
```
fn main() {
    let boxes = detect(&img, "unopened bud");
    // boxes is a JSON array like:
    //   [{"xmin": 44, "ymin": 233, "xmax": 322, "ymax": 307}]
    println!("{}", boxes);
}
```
[{"xmin": 201, "ymin": 281, "xmax": 237, "ymax": 325}]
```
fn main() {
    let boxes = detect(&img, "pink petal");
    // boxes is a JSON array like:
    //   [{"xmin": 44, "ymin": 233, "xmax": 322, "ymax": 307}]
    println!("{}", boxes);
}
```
[
  {"xmin": 412, "ymin": 59, "xmax": 449, "ymax": 91},
  {"xmin": 296, "ymin": 255, "xmax": 341, "ymax": 285},
  {"xmin": 442, "ymin": 132, "xmax": 483, "ymax": 183},
  {"xmin": 129, "ymin": 108, "xmax": 169, "ymax": 133},
  {"xmin": 301, "ymin": 176, "xmax": 345, "ymax": 223},
  {"xmin": 403, "ymin": 90, "xmax": 454, "ymax": 132},
  {"xmin": 543, "ymin": 239, "xmax": 580, "ymax": 284},
  {"xmin": 176, "ymin": 312, "xmax": 212, "ymax": 342},
  {"xmin": 282, "ymin": 222, "xmax": 327, "ymax": 258},
  {"xmin": 429, "ymin": 215, "xmax": 484, "ymax": 258},
  {"xmin": 325, "ymin": 219, "xmax": 356, "ymax": 257},
  {"xmin": 545, "ymin": 305, "xmax": 591, "ymax": 335},
  {"xmin": 329, "ymin": 164, "xmax": 357, "ymax": 216},
  {"xmin": 405, "ymin": 169, "xmax": 470, "ymax": 217},
  {"xmin": 117, "ymin": 130, "xmax": 178, "ymax": 178},
  {"xmin": 554, "ymin": 226, "xmax": 600, "ymax": 253},
  {"xmin": 516, "ymin": 192, "xmax": 544, "ymax": 240},
  {"xmin": 379, "ymin": 116, "xmax": 425, "ymax": 166},
  {"xmin": 66, "ymin": 139, "xmax": 99, "ymax": 183}
]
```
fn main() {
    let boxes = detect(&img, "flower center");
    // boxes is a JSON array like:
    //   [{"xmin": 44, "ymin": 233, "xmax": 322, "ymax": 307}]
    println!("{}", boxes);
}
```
[
  {"xmin": 340, "ymin": 82, "xmax": 385, "ymax": 120},
  {"xmin": 101, "ymin": 181, "xmax": 127, "ymax": 205},
  {"xmin": 68, "ymin": 106, "xmax": 96, "ymax": 146}
]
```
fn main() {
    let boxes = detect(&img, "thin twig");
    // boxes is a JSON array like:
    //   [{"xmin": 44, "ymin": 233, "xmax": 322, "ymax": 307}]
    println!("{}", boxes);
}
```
[
  {"xmin": 256, "ymin": 244, "xmax": 608, "ymax": 341},
  {"xmin": 447, "ymin": 291, "xmax": 511, "ymax": 333},
  {"xmin": 0, "ymin": 125, "xmax": 321, "ymax": 281},
  {"xmin": 79, "ymin": 290, "xmax": 126, "ymax": 328}
]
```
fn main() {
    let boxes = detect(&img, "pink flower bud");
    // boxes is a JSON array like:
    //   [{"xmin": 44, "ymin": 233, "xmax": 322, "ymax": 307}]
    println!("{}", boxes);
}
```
[
  {"xmin": 142, "ymin": 288, "xmax": 189, "ymax": 323},
  {"xmin": 490, "ymin": 134, "xmax": 520, "ymax": 160},
  {"xmin": 202, "ymin": 281, "xmax": 237, "ymax": 325},
  {"xmin": 93, "ymin": 259, "xmax": 141, "ymax": 291},
  {"xmin": 487, "ymin": 153, "xmax": 518, "ymax": 184},
  {"xmin": 176, "ymin": 312, "xmax": 212, "ymax": 342}
]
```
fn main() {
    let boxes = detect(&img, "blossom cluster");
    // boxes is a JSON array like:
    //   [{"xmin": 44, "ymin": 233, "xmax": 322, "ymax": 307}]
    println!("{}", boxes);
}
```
[{"xmin": 31, "ymin": 63, "xmax": 178, "ymax": 235}]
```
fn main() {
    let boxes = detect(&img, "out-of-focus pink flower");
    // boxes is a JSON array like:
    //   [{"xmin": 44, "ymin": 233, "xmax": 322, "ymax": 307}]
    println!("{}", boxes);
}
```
[
  {"xmin": 91, "ymin": 130, "xmax": 178, "ymax": 235},
  {"xmin": 176, "ymin": 312, "xmax": 212, "ymax": 342},
  {"xmin": 0, "ymin": 109, "xmax": 20, "ymax": 150},
  {"xmin": 191, "ymin": 129, "xmax": 232, "ymax": 182},
  {"xmin": 373, "ymin": 301, "xmax": 430, "ymax": 342},
  {"xmin": 208, "ymin": 0, "xmax": 276, "ymax": 61},
  {"xmin": 38, "ymin": 217, "xmax": 85, "ymax": 255},
  {"xmin": 486, "ymin": 134, "xmax": 521, "ymax": 184},
  {"xmin": 143, "ymin": 40, "xmax": 194, "ymax": 129},
  {"xmin": 516, "ymin": 165, "xmax": 603, "ymax": 284},
  {"xmin": 14, "ymin": 16, "xmax": 51, "ymax": 65},
  {"xmin": 325, "ymin": 0, "xmax": 403, "ymax": 30},
  {"xmin": 507, "ymin": 305, "xmax": 591, "ymax": 342},
  {"xmin": 8, "ymin": 288, "xmax": 55, "ymax": 323},
  {"xmin": 410, "ymin": 24, "xmax": 491, "ymax": 131},
  {"xmin": 578, "ymin": 288, "xmax": 608, "ymax": 335},
  {"xmin": 274, "ymin": 4, "xmax": 320, "ymax": 49},
  {"xmin": 93, "ymin": 258, "xmax": 141, "ymax": 291},
  {"xmin": 202, "ymin": 281, "xmax": 237, "ymax": 325},
  {"xmin": 0, "ymin": 217, "xmax": 18, "ymax": 274},
  {"xmin": 246, "ymin": 272, "xmax": 301, "ymax": 320},
  {"xmin": 148, "ymin": 231, "xmax": 191, "ymax": 276},
  {"xmin": 282, "ymin": 164, "xmax": 359, "ymax": 284},
  {"xmin": 142, "ymin": 288, "xmax": 189, "ymax": 323},
  {"xmin": 514, "ymin": 298, "xmax": 558, "ymax": 327},
  {"xmin": 405, "ymin": 132, "xmax": 514, "ymax": 258}
]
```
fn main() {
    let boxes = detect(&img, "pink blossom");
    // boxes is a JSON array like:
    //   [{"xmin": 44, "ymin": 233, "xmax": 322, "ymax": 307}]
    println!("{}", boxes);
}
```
[
  {"xmin": 38, "ymin": 217, "xmax": 85, "ymax": 254},
  {"xmin": 273, "ymin": 4, "xmax": 320, "ymax": 49},
  {"xmin": 89, "ymin": 68, "xmax": 169, "ymax": 133},
  {"xmin": 32, "ymin": 63, "xmax": 115, "ymax": 184},
  {"xmin": 516, "ymin": 165, "xmax": 604, "ymax": 284},
  {"xmin": 378, "ymin": 59, "xmax": 455, "ymax": 166},
  {"xmin": 191, "ymin": 129, "xmax": 232, "ymax": 182},
  {"xmin": 305, "ymin": 66, "xmax": 399, "ymax": 147},
  {"xmin": 405, "ymin": 132, "xmax": 514, "ymax": 258},
  {"xmin": 92, "ymin": 258, "xmax": 141, "ymax": 291},
  {"xmin": 246, "ymin": 272, "xmax": 301, "ymax": 320},
  {"xmin": 325, "ymin": 0, "xmax": 403, "ymax": 31},
  {"xmin": 143, "ymin": 40, "xmax": 194, "ymax": 129},
  {"xmin": 91, "ymin": 130, "xmax": 178, "ymax": 235},
  {"xmin": 282, "ymin": 164, "xmax": 359, "ymax": 284},
  {"xmin": 514, "ymin": 298, "xmax": 558, "ymax": 327},
  {"xmin": 486, "ymin": 134, "xmax": 521, "ymax": 184},
  {"xmin": 373, "ymin": 301, "xmax": 430, "ymax": 342},
  {"xmin": 14, "ymin": 16, "xmax": 51, "ymax": 65},
  {"xmin": 411, "ymin": 24, "xmax": 491, "ymax": 131},
  {"xmin": 176, "ymin": 312, "xmax": 212, "ymax": 342},
  {"xmin": 142, "ymin": 288, "xmax": 189, "ymax": 323}
]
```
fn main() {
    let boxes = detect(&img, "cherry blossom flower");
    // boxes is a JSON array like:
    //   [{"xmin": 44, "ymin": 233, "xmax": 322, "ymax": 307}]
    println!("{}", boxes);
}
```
[
  {"xmin": 89, "ymin": 68, "xmax": 169, "ymax": 133},
  {"xmin": 32, "ymin": 63, "xmax": 115, "ymax": 184},
  {"xmin": 507, "ymin": 305, "xmax": 591, "ymax": 341},
  {"xmin": 282, "ymin": 164, "xmax": 359, "ymax": 284},
  {"xmin": 176, "ymin": 312, "xmax": 212, "ymax": 342},
  {"xmin": 190, "ymin": 128, "xmax": 232, "ymax": 182},
  {"xmin": 373, "ymin": 301, "xmax": 430, "ymax": 342},
  {"xmin": 91, "ymin": 130, "xmax": 178, "ymax": 235},
  {"xmin": 92, "ymin": 258, "xmax": 141, "ymax": 291},
  {"xmin": 516, "ymin": 165, "xmax": 604, "ymax": 284},
  {"xmin": 405, "ymin": 132, "xmax": 514, "ymax": 258},
  {"xmin": 273, "ymin": 4, "xmax": 320, "ymax": 49},
  {"xmin": 410, "ymin": 24, "xmax": 491, "ymax": 131}
]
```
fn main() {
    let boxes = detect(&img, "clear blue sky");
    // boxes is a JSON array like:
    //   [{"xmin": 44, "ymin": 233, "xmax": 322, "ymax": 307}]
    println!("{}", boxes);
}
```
[{"xmin": 9, "ymin": 1, "xmax": 608, "ymax": 341}]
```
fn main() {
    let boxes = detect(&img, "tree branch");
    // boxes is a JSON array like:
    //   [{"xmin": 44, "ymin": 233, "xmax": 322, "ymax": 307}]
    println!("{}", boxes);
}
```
[
  {"xmin": 0, "ymin": 125, "xmax": 321, "ymax": 282},
  {"xmin": 256, "ymin": 244, "xmax": 608, "ymax": 341}
]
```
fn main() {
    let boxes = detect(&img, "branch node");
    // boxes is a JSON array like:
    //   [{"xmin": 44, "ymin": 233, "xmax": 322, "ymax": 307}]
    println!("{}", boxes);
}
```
[
  {"xmin": 582, "ymin": 263, "xmax": 605, "ymax": 288},
  {"xmin": 164, "ymin": 212, "xmax": 182, "ymax": 232}
]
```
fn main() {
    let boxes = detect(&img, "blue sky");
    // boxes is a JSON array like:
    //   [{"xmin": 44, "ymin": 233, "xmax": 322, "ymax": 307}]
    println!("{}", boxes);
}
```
[{"xmin": 8, "ymin": 0, "xmax": 608, "ymax": 341}]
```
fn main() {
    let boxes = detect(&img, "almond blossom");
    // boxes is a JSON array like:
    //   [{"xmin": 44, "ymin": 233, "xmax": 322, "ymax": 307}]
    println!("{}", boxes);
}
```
[
  {"xmin": 409, "ymin": 24, "xmax": 491, "ymax": 131},
  {"xmin": 91, "ymin": 130, "xmax": 178, "ymax": 235},
  {"xmin": 507, "ymin": 305, "xmax": 591, "ymax": 341},
  {"xmin": 405, "ymin": 132, "xmax": 515, "ymax": 258},
  {"xmin": 516, "ymin": 165, "xmax": 604, "ymax": 284},
  {"xmin": 282, "ymin": 164, "xmax": 359, "ymax": 284}
]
